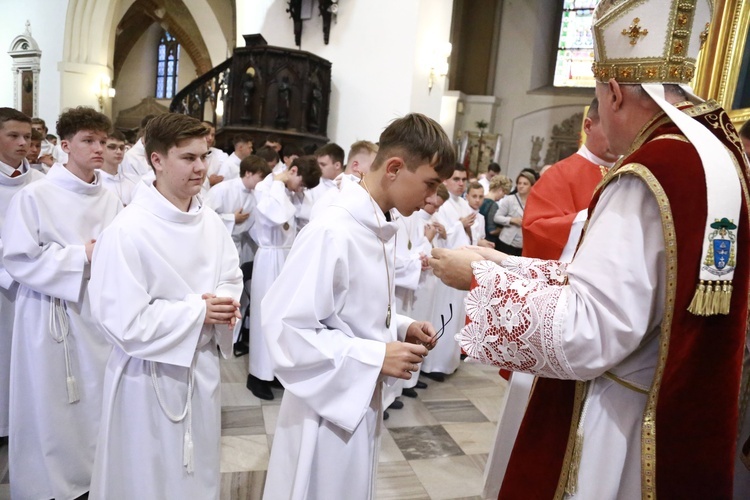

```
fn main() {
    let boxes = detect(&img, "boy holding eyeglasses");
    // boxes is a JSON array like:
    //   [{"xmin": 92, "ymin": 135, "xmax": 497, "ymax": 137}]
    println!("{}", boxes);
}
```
[{"xmin": 261, "ymin": 114, "xmax": 454, "ymax": 500}]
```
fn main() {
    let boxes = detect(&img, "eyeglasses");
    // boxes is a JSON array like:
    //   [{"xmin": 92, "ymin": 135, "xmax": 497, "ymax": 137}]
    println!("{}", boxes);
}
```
[{"xmin": 432, "ymin": 303, "xmax": 454, "ymax": 343}]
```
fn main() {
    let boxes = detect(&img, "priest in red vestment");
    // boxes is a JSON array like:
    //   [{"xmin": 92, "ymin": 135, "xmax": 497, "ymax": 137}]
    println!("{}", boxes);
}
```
[
  {"xmin": 522, "ymin": 98, "xmax": 618, "ymax": 261},
  {"xmin": 430, "ymin": 1, "xmax": 750, "ymax": 497}
]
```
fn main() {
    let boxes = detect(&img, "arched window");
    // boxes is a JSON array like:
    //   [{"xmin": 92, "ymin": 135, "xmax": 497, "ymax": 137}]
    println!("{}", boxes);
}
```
[
  {"xmin": 156, "ymin": 31, "xmax": 180, "ymax": 99},
  {"xmin": 553, "ymin": 1, "xmax": 596, "ymax": 88}
]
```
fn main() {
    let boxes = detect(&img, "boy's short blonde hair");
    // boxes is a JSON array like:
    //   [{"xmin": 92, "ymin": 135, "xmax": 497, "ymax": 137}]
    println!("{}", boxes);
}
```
[{"xmin": 348, "ymin": 140, "xmax": 378, "ymax": 160}]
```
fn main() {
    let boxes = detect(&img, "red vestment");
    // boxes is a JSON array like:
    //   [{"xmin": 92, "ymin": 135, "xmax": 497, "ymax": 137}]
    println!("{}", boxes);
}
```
[
  {"xmin": 466, "ymin": 103, "xmax": 750, "ymax": 498},
  {"xmin": 522, "ymin": 152, "xmax": 605, "ymax": 260}
]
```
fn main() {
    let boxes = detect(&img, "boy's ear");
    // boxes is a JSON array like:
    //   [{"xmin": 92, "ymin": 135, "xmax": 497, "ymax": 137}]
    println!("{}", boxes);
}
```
[
  {"xmin": 289, "ymin": 165, "xmax": 298, "ymax": 175},
  {"xmin": 150, "ymin": 152, "xmax": 163, "ymax": 172},
  {"xmin": 384, "ymin": 157, "xmax": 404, "ymax": 179}
]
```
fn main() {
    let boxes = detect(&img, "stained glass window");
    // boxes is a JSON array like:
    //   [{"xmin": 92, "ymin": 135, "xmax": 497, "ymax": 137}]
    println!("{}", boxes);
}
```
[
  {"xmin": 554, "ymin": 0, "xmax": 597, "ymax": 88},
  {"xmin": 156, "ymin": 31, "xmax": 180, "ymax": 99}
]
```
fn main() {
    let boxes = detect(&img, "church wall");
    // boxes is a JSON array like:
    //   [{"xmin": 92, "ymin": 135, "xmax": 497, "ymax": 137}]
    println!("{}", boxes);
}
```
[
  {"xmin": 236, "ymin": 0, "xmax": 453, "ymax": 153},
  {"xmin": 491, "ymin": 0, "xmax": 592, "ymax": 180},
  {"xmin": 0, "ymin": 0, "xmax": 67, "ymax": 127}
]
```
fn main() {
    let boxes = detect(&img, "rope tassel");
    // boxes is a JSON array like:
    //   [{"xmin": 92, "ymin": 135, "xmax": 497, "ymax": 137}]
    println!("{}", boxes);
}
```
[
  {"xmin": 66, "ymin": 376, "xmax": 80, "ymax": 404},
  {"xmin": 183, "ymin": 431, "xmax": 194, "ymax": 474}
]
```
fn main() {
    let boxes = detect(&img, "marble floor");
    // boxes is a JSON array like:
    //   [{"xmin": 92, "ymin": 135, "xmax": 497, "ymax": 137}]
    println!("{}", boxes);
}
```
[{"xmin": 0, "ymin": 356, "xmax": 507, "ymax": 500}]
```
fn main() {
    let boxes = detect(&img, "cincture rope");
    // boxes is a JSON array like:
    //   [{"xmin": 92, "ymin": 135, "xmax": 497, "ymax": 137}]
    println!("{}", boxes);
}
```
[
  {"xmin": 49, "ymin": 297, "xmax": 79, "ymax": 403},
  {"xmin": 151, "ymin": 358, "xmax": 196, "ymax": 474}
]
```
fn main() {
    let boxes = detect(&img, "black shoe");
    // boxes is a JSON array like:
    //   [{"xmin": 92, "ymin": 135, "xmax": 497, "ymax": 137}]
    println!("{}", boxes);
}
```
[
  {"xmin": 270, "ymin": 377, "xmax": 284, "ymax": 389},
  {"xmin": 383, "ymin": 410, "xmax": 390, "ymax": 420},
  {"xmin": 415, "ymin": 381, "xmax": 428, "ymax": 389},
  {"xmin": 402, "ymin": 388, "xmax": 418, "ymax": 398},
  {"xmin": 246, "ymin": 374, "xmax": 274, "ymax": 400},
  {"xmin": 388, "ymin": 399, "xmax": 404, "ymax": 410},
  {"xmin": 460, "ymin": 353, "xmax": 468, "ymax": 360},
  {"xmin": 422, "ymin": 371, "xmax": 446, "ymax": 382},
  {"xmin": 233, "ymin": 341, "xmax": 249, "ymax": 357}
]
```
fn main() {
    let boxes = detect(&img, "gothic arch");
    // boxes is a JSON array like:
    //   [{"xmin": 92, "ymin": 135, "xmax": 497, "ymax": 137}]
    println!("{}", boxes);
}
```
[
  {"xmin": 113, "ymin": 0, "xmax": 214, "ymax": 85},
  {"xmin": 60, "ymin": 0, "xmax": 232, "ymax": 112}
]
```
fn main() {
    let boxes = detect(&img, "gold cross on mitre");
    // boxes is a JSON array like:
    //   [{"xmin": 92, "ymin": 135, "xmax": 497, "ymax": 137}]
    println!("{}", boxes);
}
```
[{"xmin": 622, "ymin": 17, "xmax": 648, "ymax": 45}]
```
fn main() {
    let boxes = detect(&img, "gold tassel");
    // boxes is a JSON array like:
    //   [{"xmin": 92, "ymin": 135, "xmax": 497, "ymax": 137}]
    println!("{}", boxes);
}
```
[
  {"xmin": 706, "ymin": 281, "xmax": 716, "ymax": 315},
  {"xmin": 688, "ymin": 280, "xmax": 707, "ymax": 316},
  {"xmin": 565, "ymin": 430, "xmax": 584, "ymax": 496},
  {"xmin": 688, "ymin": 280, "xmax": 734, "ymax": 316},
  {"xmin": 711, "ymin": 281, "xmax": 723, "ymax": 315},
  {"xmin": 719, "ymin": 281, "xmax": 733, "ymax": 315}
]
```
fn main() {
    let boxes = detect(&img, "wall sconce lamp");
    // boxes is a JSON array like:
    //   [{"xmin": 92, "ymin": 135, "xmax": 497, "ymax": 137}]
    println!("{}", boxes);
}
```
[
  {"xmin": 94, "ymin": 76, "xmax": 116, "ymax": 111},
  {"xmin": 428, "ymin": 42, "xmax": 452, "ymax": 94}
]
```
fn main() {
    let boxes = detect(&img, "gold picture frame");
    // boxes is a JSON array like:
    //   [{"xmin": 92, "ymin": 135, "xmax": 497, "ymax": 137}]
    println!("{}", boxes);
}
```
[{"xmin": 693, "ymin": 0, "xmax": 750, "ymax": 127}]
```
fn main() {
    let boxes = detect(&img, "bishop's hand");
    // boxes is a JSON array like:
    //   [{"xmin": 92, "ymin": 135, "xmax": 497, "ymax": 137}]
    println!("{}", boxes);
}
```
[
  {"xmin": 462, "ymin": 245, "xmax": 508, "ymax": 265},
  {"xmin": 429, "ymin": 247, "xmax": 484, "ymax": 291}
]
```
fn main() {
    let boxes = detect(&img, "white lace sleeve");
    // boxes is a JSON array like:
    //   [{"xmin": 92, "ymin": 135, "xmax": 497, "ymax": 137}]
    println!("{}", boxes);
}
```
[
  {"xmin": 502, "ymin": 256, "xmax": 568, "ymax": 284},
  {"xmin": 459, "ymin": 260, "xmax": 576, "ymax": 379}
]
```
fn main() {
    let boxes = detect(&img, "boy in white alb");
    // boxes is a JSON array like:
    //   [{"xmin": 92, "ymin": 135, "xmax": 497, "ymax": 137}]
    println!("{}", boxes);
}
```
[
  {"xmin": 0, "ymin": 108, "xmax": 44, "ymax": 441},
  {"xmin": 310, "ymin": 140, "xmax": 378, "ymax": 220},
  {"xmin": 217, "ymin": 134, "xmax": 252, "ymax": 181},
  {"xmin": 200, "ymin": 121, "xmax": 229, "ymax": 194},
  {"xmin": 296, "ymin": 143, "xmax": 344, "ymax": 229},
  {"xmin": 421, "ymin": 166, "xmax": 473, "ymax": 381},
  {"xmin": 120, "ymin": 114, "xmax": 156, "ymax": 180},
  {"xmin": 206, "ymin": 154, "xmax": 271, "ymax": 265},
  {"xmin": 246, "ymin": 155, "xmax": 321, "ymax": 400},
  {"xmin": 88, "ymin": 113, "xmax": 243, "ymax": 499},
  {"xmin": 262, "ymin": 114, "xmax": 455, "ymax": 500},
  {"xmin": 98, "ymin": 130, "xmax": 138, "ymax": 205},
  {"xmin": 3, "ymin": 107, "xmax": 122, "ymax": 499}
]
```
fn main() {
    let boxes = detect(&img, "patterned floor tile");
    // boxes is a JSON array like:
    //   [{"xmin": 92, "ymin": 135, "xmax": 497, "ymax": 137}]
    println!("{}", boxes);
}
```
[
  {"xmin": 442, "ymin": 422, "xmax": 498, "ymax": 455},
  {"xmin": 379, "ymin": 429, "xmax": 406, "ymax": 463},
  {"xmin": 220, "ymin": 470, "xmax": 266, "ymax": 500},
  {"xmin": 388, "ymin": 425, "xmax": 464, "ymax": 460},
  {"xmin": 221, "ymin": 406, "xmax": 266, "ymax": 436},
  {"xmin": 408, "ymin": 455, "xmax": 486, "ymax": 500},
  {"xmin": 375, "ymin": 461, "xmax": 430, "ymax": 499},
  {"xmin": 384, "ymin": 398, "xmax": 440, "ymax": 428},
  {"xmin": 422, "ymin": 399, "xmax": 489, "ymax": 424},
  {"xmin": 220, "ymin": 435, "xmax": 270, "ymax": 473}
]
